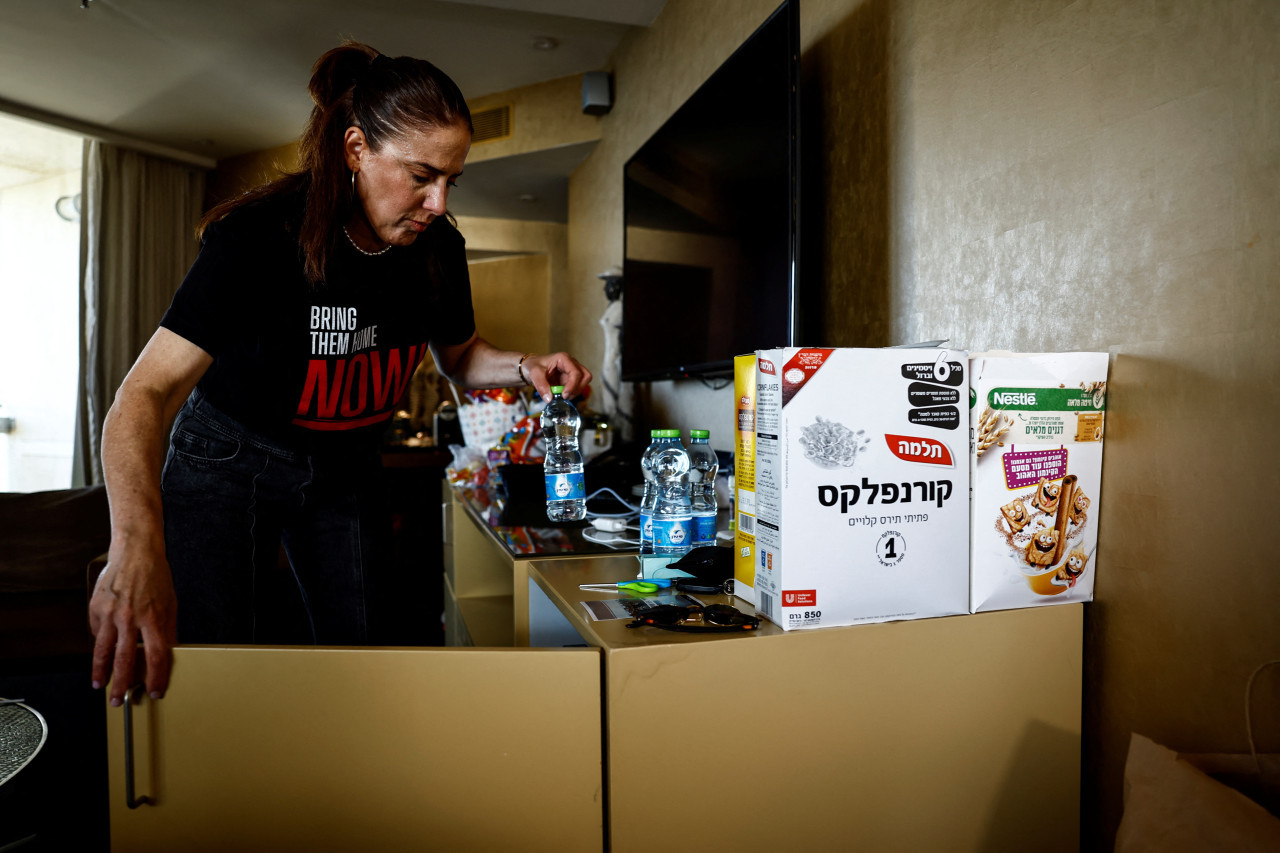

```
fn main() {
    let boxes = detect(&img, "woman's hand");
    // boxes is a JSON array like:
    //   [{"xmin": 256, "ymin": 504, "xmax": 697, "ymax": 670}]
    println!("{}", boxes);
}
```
[
  {"xmin": 89, "ymin": 539, "xmax": 178, "ymax": 705},
  {"xmin": 520, "ymin": 351, "xmax": 593, "ymax": 402},
  {"xmin": 91, "ymin": 327, "xmax": 211, "ymax": 705}
]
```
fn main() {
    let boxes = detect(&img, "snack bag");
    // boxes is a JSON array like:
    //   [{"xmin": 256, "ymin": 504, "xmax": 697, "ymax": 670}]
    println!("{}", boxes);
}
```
[{"xmin": 969, "ymin": 352, "xmax": 1109, "ymax": 612}]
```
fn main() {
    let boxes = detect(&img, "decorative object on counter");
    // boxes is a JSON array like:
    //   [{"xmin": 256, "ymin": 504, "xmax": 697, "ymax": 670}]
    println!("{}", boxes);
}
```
[
  {"xmin": 541, "ymin": 386, "xmax": 586, "ymax": 522},
  {"xmin": 596, "ymin": 265, "xmax": 633, "ymax": 442}
]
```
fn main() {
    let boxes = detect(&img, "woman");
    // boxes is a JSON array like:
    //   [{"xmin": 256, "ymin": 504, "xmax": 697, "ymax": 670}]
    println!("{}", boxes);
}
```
[{"xmin": 89, "ymin": 42, "xmax": 591, "ymax": 707}]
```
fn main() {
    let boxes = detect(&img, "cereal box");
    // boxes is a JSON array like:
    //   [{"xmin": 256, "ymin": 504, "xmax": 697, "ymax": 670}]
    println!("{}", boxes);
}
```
[
  {"xmin": 753, "ymin": 347, "xmax": 970, "ymax": 630},
  {"xmin": 969, "ymin": 352, "xmax": 1109, "ymax": 612},
  {"xmin": 733, "ymin": 354, "xmax": 758, "ymax": 605}
]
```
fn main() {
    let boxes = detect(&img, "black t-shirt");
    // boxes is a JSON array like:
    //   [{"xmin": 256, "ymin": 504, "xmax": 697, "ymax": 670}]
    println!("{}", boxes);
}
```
[{"xmin": 161, "ymin": 189, "xmax": 476, "ymax": 452}]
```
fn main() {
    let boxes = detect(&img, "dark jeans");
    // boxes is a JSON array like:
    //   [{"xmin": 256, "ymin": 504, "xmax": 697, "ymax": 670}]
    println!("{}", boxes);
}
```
[{"xmin": 161, "ymin": 389, "xmax": 387, "ymax": 645}]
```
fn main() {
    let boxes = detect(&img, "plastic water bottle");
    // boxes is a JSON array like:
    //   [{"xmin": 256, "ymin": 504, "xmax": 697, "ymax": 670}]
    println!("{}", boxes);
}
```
[
  {"xmin": 688, "ymin": 429, "xmax": 718, "ymax": 548},
  {"xmin": 639, "ymin": 430, "xmax": 662, "ymax": 548},
  {"xmin": 651, "ymin": 429, "xmax": 692, "ymax": 554},
  {"xmin": 541, "ymin": 386, "xmax": 586, "ymax": 522}
]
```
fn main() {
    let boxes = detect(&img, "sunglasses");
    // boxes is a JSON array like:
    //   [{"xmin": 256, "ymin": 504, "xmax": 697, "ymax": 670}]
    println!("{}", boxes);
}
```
[{"xmin": 626, "ymin": 603, "xmax": 760, "ymax": 633}]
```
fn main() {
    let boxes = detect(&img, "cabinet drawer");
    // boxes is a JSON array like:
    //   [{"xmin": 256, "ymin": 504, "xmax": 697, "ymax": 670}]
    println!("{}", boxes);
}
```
[{"xmin": 107, "ymin": 645, "xmax": 602, "ymax": 852}]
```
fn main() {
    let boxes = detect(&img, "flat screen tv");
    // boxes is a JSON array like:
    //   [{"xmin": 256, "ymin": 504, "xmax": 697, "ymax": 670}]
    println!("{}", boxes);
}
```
[{"xmin": 621, "ymin": 0, "xmax": 800, "ymax": 382}]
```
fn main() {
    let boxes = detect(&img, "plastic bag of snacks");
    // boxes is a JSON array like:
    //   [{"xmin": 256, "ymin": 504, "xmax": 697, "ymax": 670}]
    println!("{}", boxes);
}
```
[{"xmin": 445, "ymin": 444, "xmax": 489, "ymax": 488}]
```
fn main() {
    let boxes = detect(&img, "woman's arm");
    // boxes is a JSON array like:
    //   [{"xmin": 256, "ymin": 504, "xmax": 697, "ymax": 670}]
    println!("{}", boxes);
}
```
[
  {"xmin": 431, "ymin": 333, "xmax": 592, "ymax": 402},
  {"xmin": 90, "ymin": 328, "xmax": 212, "ymax": 706}
]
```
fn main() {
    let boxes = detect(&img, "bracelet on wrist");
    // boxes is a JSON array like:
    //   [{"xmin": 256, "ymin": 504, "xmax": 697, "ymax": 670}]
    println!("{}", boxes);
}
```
[{"xmin": 516, "ymin": 352, "xmax": 535, "ymax": 386}]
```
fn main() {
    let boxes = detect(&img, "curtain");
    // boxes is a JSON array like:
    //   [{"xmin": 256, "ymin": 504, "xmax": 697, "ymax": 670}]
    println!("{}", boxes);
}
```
[{"xmin": 73, "ymin": 140, "xmax": 205, "ymax": 486}]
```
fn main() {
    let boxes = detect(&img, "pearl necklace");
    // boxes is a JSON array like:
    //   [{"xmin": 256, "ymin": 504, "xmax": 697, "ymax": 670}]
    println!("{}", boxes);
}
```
[{"xmin": 342, "ymin": 225, "xmax": 391, "ymax": 256}]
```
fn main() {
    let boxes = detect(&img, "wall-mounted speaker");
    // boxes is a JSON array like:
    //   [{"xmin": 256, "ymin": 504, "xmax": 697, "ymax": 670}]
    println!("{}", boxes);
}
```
[{"xmin": 582, "ymin": 71, "xmax": 612, "ymax": 116}]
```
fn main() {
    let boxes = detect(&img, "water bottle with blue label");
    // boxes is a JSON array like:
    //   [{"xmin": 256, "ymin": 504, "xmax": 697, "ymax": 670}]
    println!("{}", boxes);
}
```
[
  {"xmin": 651, "ymin": 429, "xmax": 692, "ymax": 554},
  {"xmin": 639, "ymin": 430, "xmax": 662, "ymax": 548},
  {"xmin": 541, "ymin": 386, "xmax": 585, "ymax": 522},
  {"xmin": 688, "ymin": 429, "xmax": 718, "ymax": 548}
]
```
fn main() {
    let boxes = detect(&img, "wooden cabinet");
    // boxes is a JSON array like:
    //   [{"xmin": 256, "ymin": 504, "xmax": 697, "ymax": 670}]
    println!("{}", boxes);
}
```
[
  {"xmin": 528, "ymin": 557, "xmax": 1083, "ymax": 853},
  {"xmin": 107, "ymin": 506, "xmax": 1082, "ymax": 852},
  {"xmin": 106, "ymin": 645, "xmax": 602, "ymax": 852}
]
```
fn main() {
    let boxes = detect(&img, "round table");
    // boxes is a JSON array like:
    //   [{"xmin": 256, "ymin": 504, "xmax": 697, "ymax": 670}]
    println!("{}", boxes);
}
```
[{"xmin": 0, "ymin": 699, "xmax": 47, "ymax": 786}]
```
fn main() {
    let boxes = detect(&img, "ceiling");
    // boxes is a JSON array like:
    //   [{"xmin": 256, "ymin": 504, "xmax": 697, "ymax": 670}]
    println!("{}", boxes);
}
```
[{"xmin": 0, "ymin": 0, "xmax": 667, "ymax": 219}]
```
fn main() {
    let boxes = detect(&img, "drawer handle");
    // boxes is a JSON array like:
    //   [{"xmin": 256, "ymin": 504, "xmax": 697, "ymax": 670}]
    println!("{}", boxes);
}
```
[{"xmin": 123, "ymin": 684, "xmax": 153, "ymax": 808}]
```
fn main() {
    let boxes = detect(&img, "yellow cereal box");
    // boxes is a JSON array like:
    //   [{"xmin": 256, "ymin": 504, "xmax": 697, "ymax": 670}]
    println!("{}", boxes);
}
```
[{"xmin": 733, "ymin": 354, "xmax": 758, "ymax": 605}]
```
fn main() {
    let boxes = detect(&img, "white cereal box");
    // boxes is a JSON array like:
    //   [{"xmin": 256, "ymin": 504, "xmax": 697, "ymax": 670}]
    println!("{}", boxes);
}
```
[
  {"xmin": 753, "ymin": 347, "xmax": 970, "ymax": 630},
  {"xmin": 969, "ymin": 352, "xmax": 1109, "ymax": 613}
]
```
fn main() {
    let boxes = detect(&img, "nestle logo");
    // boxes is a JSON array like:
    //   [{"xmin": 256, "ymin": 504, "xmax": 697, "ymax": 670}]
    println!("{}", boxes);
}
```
[
  {"xmin": 758, "ymin": 358, "xmax": 776, "ymax": 375},
  {"xmin": 993, "ymin": 391, "xmax": 1036, "ymax": 406}
]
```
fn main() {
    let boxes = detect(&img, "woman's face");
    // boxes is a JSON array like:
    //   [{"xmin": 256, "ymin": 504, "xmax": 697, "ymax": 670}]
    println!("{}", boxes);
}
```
[{"xmin": 344, "ymin": 121, "xmax": 471, "ymax": 249}]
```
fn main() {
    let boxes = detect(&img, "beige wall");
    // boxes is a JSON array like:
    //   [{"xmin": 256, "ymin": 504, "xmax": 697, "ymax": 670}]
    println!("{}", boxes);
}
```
[
  {"xmin": 466, "ymin": 73, "xmax": 602, "ymax": 164},
  {"xmin": 465, "ymin": 253, "xmax": 550, "ymax": 356},
  {"xmin": 567, "ymin": 0, "xmax": 1280, "ymax": 847},
  {"xmin": 454, "ymin": 216, "xmax": 569, "ymax": 348}
]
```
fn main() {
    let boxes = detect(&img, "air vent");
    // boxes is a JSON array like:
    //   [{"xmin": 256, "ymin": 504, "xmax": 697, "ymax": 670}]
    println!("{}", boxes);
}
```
[{"xmin": 472, "ymin": 105, "xmax": 512, "ymax": 143}]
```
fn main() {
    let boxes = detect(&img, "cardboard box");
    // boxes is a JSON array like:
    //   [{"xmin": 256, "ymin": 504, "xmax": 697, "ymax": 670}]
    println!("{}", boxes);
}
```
[
  {"xmin": 753, "ymin": 347, "xmax": 970, "ymax": 630},
  {"xmin": 969, "ymin": 352, "xmax": 1109, "ymax": 612},
  {"xmin": 732, "ymin": 354, "xmax": 759, "ymax": 605}
]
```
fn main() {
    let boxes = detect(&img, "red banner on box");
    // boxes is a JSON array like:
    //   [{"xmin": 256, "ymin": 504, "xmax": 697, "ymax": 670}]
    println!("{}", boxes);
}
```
[{"xmin": 782, "ymin": 590, "xmax": 817, "ymax": 607}]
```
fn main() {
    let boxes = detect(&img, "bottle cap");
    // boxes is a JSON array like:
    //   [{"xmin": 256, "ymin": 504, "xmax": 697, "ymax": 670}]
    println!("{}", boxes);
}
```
[
  {"xmin": 690, "ymin": 429, "xmax": 709, "ymax": 439},
  {"xmin": 651, "ymin": 429, "xmax": 662, "ymax": 437},
  {"xmin": 662, "ymin": 429, "xmax": 680, "ymax": 438},
  {"xmin": 551, "ymin": 385, "xmax": 565, "ymax": 394}
]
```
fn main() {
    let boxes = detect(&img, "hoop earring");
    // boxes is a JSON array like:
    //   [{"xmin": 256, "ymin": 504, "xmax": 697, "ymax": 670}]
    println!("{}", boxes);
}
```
[{"xmin": 351, "ymin": 170, "xmax": 357, "ymax": 197}]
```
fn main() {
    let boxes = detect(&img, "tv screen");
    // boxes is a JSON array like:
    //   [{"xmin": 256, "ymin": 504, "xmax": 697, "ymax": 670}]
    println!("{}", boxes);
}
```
[{"xmin": 621, "ymin": 0, "xmax": 800, "ymax": 381}]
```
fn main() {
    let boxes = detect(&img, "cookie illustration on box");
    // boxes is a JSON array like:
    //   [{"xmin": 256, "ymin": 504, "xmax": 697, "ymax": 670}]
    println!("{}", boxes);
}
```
[
  {"xmin": 1067, "ymin": 489, "xmax": 1090, "ymax": 527},
  {"xmin": 1030, "ymin": 478, "xmax": 1061, "ymax": 514},
  {"xmin": 1000, "ymin": 498, "xmax": 1031, "ymax": 533},
  {"xmin": 1025, "ymin": 528, "xmax": 1059, "ymax": 569},
  {"xmin": 1055, "ymin": 546, "xmax": 1089, "ymax": 588}
]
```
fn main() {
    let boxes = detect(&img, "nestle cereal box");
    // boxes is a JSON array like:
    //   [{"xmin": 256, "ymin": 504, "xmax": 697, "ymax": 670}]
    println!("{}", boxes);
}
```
[{"xmin": 969, "ymin": 352, "xmax": 1109, "ymax": 612}]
